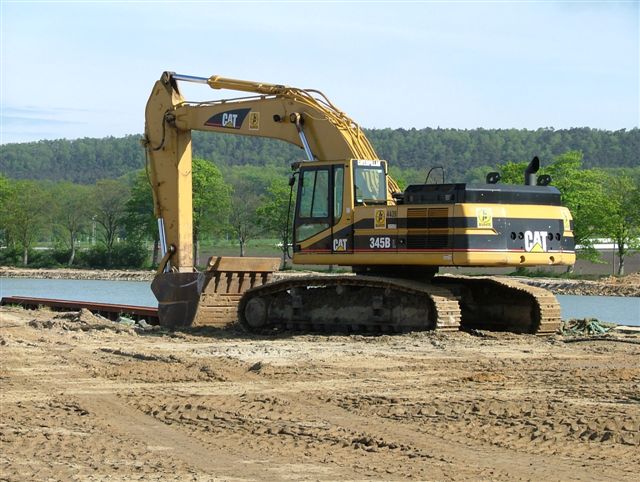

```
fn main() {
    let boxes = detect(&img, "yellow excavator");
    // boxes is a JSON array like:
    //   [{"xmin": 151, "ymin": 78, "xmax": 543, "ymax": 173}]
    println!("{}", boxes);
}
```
[{"xmin": 144, "ymin": 71, "xmax": 575, "ymax": 335}]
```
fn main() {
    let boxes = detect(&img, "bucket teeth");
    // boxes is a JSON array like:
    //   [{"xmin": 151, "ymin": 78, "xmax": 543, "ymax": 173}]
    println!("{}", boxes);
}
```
[{"xmin": 151, "ymin": 257, "xmax": 279, "ymax": 328}]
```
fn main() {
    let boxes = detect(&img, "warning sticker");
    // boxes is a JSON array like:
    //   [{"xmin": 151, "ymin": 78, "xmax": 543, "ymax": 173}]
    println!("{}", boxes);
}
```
[
  {"xmin": 248, "ymin": 112, "xmax": 260, "ymax": 130},
  {"xmin": 476, "ymin": 207, "xmax": 493, "ymax": 229},
  {"xmin": 374, "ymin": 209, "xmax": 386, "ymax": 229}
]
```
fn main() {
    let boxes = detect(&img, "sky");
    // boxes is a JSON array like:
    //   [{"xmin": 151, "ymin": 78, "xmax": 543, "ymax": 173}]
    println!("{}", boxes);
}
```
[{"xmin": 1, "ymin": 0, "xmax": 638, "ymax": 144}]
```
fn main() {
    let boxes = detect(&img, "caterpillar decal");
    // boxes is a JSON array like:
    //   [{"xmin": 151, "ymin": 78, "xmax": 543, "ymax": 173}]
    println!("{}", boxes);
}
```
[
  {"xmin": 204, "ymin": 108, "xmax": 251, "ymax": 129},
  {"xmin": 524, "ymin": 230, "xmax": 549, "ymax": 252}
]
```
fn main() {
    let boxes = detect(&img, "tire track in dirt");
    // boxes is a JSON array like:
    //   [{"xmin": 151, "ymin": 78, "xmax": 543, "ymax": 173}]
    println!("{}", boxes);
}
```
[
  {"xmin": 0, "ymin": 320, "xmax": 265, "ymax": 481},
  {"xmin": 77, "ymin": 393, "xmax": 268, "ymax": 481},
  {"xmin": 3, "ymin": 306, "xmax": 639, "ymax": 481},
  {"xmin": 278, "ymin": 393, "xmax": 632, "ymax": 481}
]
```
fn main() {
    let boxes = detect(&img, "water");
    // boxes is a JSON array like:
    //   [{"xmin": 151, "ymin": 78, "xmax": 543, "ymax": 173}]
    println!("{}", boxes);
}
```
[
  {"xmin": 0, "ymin": 278, "xmax": 157, "ymax": 307},
  {"xmin": 1, "ymin": 278, "xmax": 639, "ymax": 326},
  {"xmin": 555, "ymin": 295, "xmax": 639, "ymax": 326}
]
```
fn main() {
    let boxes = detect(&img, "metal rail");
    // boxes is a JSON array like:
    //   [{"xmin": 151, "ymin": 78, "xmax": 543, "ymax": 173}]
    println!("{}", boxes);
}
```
[{"xmin": 0, "ymin": 296, "xmax": 159, "ymax": 324}]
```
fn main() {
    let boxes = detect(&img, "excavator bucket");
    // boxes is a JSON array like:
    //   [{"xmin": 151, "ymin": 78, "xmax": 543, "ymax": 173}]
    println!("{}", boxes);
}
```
[
  {"xmin": 151, "ymin": 271, "xmax": 204, "ymax": 328},
  {"xmin": 151, "ymin": 256, "xmax": 281, "ymax": 328}
]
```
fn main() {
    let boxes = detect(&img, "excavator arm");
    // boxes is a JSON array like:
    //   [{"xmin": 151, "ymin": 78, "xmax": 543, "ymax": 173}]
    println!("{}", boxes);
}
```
[{"xmin": 144, "ymin": 71, "xmax": 390, "ymax": 271}]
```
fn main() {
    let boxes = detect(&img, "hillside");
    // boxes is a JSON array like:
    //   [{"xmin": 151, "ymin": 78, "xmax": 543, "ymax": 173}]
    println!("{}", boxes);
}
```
[{"xmin": 1, "ymin": 128, "xmax": 638, "ymax": 183}]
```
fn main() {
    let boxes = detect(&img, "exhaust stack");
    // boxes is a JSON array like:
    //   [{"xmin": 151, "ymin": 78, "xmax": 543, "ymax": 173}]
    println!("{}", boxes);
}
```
[{"xmin": 525, "ymin": 156, "xmax": 540, "ymax": 186}]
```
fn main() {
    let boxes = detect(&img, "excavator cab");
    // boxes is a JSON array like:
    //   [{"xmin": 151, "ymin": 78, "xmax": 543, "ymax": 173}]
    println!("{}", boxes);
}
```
[
  {"xmin": 293, "ymin": 160, "xmax": 349, "ymax": 256},
  {"xmin": 292, "ymin": 159, "xmax": 394, "ymax": 260}
]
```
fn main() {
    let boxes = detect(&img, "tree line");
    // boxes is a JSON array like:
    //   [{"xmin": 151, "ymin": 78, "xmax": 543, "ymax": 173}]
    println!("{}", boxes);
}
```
[
  {"xmin": 1, "ymin": 151, "xmax": 638, "ymax": 274},
  {"xmin": 1, "ymin": 128, "xmax": 638, "ymax": 183},
  {"xmin": 0, "ymin": 160, "xmax": 292, "ymax": 269}
]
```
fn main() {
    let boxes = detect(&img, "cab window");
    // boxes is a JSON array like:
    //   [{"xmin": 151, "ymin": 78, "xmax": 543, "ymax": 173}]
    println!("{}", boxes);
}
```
[
  {"xmin": 296, "ymin": 168, "xmax": 330, "ymax": 242},
  {"xmin": 354, "ymin": 163, "xmax": 386, "ymax": 205},
  {"xmin": 298, "ymin": 169, "xmax": 329, "ymax": 218},
  {"xmin": 334, "ymin": 166, "xmax": 343, "ymax": 222}
]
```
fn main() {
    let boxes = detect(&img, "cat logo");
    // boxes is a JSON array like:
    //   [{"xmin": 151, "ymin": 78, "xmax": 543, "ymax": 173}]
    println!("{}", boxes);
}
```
[
  {"xmin": 204, "ymin": 108, "xmax": 250, "ymax": 130},
  {"xmin": 221, "ymin": 113, "xmax": 238, "ymax": 128},
  {"xmin": 374, "ymin": 209, "xmax": 386, "ymax": 229},
  {"xmin": 249, "ymin": 112, "xmax": 260, "ymax": 130},
  {"xmin": 524, "ymin": 230, "xmax": 548, "ymax": 252},
  {"xmin": 476, "ymin": 207, "xmax": 493, "ymax": 229},
  {"xmin": 333, "ymin": 238, "xmax": 348, "ymax": 251}
]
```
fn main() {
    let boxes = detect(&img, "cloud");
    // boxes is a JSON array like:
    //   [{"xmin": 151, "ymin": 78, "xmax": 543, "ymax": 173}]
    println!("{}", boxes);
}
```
[
  {"xmin": 2, "ymin": 115, "xmax": 84, "ymax": 127},
  {"xmin": 0, "ymin": 105, "xmax": 90, "ymax": 143},
  {"xmin": 2, "ymin": 106, "xmax": 93, "ymax": 116}
]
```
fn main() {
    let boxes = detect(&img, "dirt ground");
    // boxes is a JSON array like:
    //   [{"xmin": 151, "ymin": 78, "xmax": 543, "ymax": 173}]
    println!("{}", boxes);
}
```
[{"xmin": 1, "ymin": 307, "xmax": 639, "ymax": 481}]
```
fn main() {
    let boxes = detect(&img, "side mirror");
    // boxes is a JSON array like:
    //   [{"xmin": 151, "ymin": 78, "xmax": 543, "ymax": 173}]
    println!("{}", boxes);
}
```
[{"xmin": 288, "ymin": 175, "xmax": 296, "ymax": 187}]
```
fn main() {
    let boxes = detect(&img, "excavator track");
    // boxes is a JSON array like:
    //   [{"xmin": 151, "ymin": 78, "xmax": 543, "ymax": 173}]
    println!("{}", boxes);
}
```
[
  {"xmin": 238, "ymin": 275, "xmax": 462, "ymax": 334},
  {"xmin": 434, "ymin": 275, "xmax": 562, "ymax": 335},
  {"xmin": 237, "ymin": 274, "xmax": 562, "ymax": 336}
]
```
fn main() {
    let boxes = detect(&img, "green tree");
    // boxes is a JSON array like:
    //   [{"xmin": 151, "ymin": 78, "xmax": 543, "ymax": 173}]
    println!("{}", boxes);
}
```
[
  {"xmin": 2, "ymin": 128, "xmax": 640, "ymax": 183},
  {"xmin": 50, "ymin": 182, "xmax": 92, "ymax": 266},
  {"xmin": 497, "ymin": 160, "xmax": 529, "ymax": 184},
  {"xmin": 0, "ymin": 174, "xmax": 10, "ymax": 201},
  {"xmin": 192, "ymin": 158, "xmax": 231, "ymax": 266},
  {"xmin": 92, "ymin": 179, "xmax": 130, "ymax": 260},
  {"xmin": 600, "ymin": 174, "xmax": 640, "ymax": 276},
  {"xmin": 256, "ymin": 177, "xmax": 295, "ymax": 267},
  {"xmin": 544, "ymin": 152, "xmax": 610, "ymax": 265},
  {"xmin": 0, "ymin": 174, "xmax": 13, "ymax": 246},
  {"xmin": 461, "ymin": 165, "xmax": 497, "ymax": 184},
  {"xmin": 2, "ymin": 180, "xmax": 50, "ymax": 265},
  {"xmin": 224, "ymin": 165, "xmax": 285, "ymax": 257},
  {"xmin": 228, "ymin": 184, "xmax": 261, "ymax": 257},
  {"xmin": 123, "ymin": 170, "xmax": 158, "ymax": 265}
]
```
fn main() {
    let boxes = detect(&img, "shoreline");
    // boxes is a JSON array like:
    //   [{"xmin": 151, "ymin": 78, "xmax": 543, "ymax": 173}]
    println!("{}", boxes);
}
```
[
  {"xmin": 0, "ymin": 267, "xmax": 154, "ymax": 282},
  {"xmin": 1, "ymin": 266, "xmax": 638, "ymax": 297}
]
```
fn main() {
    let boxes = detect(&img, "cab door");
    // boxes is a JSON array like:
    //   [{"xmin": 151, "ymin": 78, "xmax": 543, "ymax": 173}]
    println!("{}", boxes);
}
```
[
  {"xmin": 294, "ymin": 164, "xmax": 352, "ymax": 254},
  {"xmin": 331, "ymin": 164, "xmax": 353, "ymax": 253},
  {"xmin": 294, "ymin": 166, "xmax": 332, "ymax": 252}
]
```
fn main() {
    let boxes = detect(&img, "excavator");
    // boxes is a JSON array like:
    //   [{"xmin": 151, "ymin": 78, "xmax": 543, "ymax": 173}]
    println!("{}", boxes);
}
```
[{"xmin": 143, "ymin": 71, "xmax": 575, "ymax": 335}]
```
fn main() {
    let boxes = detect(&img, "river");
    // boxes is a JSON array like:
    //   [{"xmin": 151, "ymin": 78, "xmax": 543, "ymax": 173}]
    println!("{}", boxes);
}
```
[{"xmin": 1, "ymin": 278, "xmax": 638, "ymax": 326}]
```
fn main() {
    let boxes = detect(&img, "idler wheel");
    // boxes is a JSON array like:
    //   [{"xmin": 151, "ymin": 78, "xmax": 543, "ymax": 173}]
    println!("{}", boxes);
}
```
[{"xmin": 243, "ymin": 297, "xmax": 268, "ymax": 328}]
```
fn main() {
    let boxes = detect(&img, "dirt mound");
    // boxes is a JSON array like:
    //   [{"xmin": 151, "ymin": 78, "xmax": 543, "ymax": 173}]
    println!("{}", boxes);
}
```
[
  {"xmin": 602, "ymin": 272, "xmax": 640, "ymax": 286},
  {"xmin": 522, "ymin": 275, "xmax": 640, "ymax": 297},
  {"xmin": 28, "ymin": 308, "xmax": 136, "ymax": 334}
]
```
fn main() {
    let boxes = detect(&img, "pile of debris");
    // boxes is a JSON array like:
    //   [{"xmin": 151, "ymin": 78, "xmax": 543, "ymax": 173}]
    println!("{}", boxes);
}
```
[
  {"xmin": 561, "ymin": 318, "xmax": 614, "ymax": 336},
  {"xmin": 520, "ymin": 274, "xmax": 640, "ymax": 297},
  {"xmin": 28, "ymin": 308, "xmax": 160, "ymax": 334}
]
